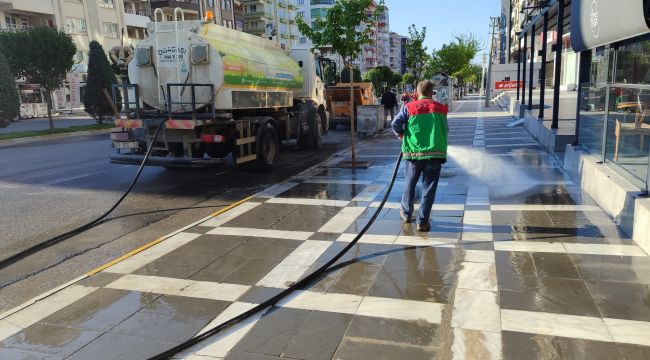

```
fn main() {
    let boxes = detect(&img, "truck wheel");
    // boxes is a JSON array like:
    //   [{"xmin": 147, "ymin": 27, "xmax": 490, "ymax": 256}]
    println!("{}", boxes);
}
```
[{"xmin": 256, "ymin": 122, "xmax": 279, "ymax": 171}]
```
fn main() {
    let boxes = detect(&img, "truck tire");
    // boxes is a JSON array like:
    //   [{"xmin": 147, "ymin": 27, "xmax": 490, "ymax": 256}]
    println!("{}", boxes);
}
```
[{"xmin": 256, "ymin": 122, "xmax": 279, "ymax": 171}]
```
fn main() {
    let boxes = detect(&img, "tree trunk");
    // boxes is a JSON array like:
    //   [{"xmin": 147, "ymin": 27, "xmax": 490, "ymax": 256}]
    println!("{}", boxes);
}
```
[
  {"xmin": 45, "ymin": 90, "xmax": 54, "ymax": 130},
  {"xmin": 348, "ymin": 63, "xmax": 356, "ymax": 165}
]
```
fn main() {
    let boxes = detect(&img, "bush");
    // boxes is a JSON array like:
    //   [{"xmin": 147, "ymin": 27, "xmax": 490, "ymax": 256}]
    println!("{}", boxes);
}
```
[
  {"xmin": 0, "ymin": 52, "xmax": 20, "ymax": 128},
  {"xmin": 83, "ymin": 41, "xmax": 120, "ymax": 122}
]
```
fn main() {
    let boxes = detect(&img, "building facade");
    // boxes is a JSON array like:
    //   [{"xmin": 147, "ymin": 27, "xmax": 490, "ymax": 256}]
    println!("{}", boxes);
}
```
[
  {"xmin": 389, "ymin": 32, "xmax": 407, "ymax": 75},
  {"xmin": 242, "ymin": 0, "xmax": 297, "ymax": 50},
  {"xmin": 124, "ymin": 0, "xmax": 151, "ymax": 45}
]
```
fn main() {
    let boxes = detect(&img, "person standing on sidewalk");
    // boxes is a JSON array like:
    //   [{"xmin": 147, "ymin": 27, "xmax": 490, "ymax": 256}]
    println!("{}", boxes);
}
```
[
  {"xmin": 391, "ymin": 80, "xmax": 449, "ymax": 232},
  {"xmin": 381, "ymin": 88, "xmax": 398, "ymax": 123}
]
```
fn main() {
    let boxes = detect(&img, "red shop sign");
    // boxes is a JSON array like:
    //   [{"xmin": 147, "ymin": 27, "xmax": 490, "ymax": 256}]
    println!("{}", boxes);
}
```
[{"xmin": 495, "ymin": 81, "xmax": 523, "ymax": 90}]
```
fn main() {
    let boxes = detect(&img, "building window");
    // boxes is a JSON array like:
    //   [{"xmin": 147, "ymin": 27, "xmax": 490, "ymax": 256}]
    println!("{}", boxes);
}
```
[
  {"xmin": 299, "ymin": 37, "xmax": 306, "ymax": 44},
  {"xmin": 236, "ymin": 20, "xmax": 244, "ymax": 31},
  {"xmin": 99, "ymin": 0, "xmax": 115, "ymax": 9},
  {"xmin": 310, "ymin": 0, "xmax": 333, "ymax": 4},
  {"xmin": 222, "ymin": 19, "xmax": 233, "ymax": 28},
  {"xmin": 297, "ymin": 11, "xmax": 305, "ymax": 18},
  {"xmin": 103, "ymin": 22, "xmax": 119, "ymax": 38},
  {"xmin": 246, "ymin": 4, "xmax": 257, "ymax": 13},
  {"xmin": 222, "ymin": 0, "xmax": 232, "ymax": 12},
  {"xmin": 4, "ymin": 16, "xmax": 17, "ymax": 29},
  {"xmin": 297, "ymin": 0, "xmax": 304, "ymax": 4},
  {"xmin": 75, "ymin": 51, "xmax": 84, "ymax": 63},
  {"xmin": 65, "ymin": 17, "xmax": 87, "ymax": 34}
]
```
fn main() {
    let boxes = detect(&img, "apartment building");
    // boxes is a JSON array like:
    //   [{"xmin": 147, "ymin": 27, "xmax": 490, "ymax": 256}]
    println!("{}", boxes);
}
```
[
  {"xmin": 124, "ymin": 0, "xmax": 151, "ymax": 44},
  {"xmin": 242, "ymin": 0, "xmax": 297, "ymax": 50},
  {"xmin": 389, "ymin": 32, "xmax": 408, "ymax": 75},
  {"xmin": 375, "ymin": 5, "xmax": 390, "ymax": 68}
]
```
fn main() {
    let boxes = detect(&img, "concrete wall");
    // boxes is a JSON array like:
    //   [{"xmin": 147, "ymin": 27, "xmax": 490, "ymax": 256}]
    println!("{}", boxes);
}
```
[{"xmin": 564, "ymin": 145, "xmax": 650, "ymax": 255}]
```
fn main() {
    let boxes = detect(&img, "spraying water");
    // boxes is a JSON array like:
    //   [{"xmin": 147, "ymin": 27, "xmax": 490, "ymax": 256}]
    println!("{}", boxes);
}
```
[{"xmin": 447, "ymin": 145, "xmax": 538, "ymax": 197}]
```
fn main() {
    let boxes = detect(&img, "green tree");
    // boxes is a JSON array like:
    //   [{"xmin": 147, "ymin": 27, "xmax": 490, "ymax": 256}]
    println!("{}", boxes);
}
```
[
  {"xmin": 402, "ymin": 73, "xmax": 415, "ymax": 89},
  {"xmin": 297, "ymin": 0, "xmax": 384, "ymax": 163},
  {"xmin": 341, "ymin": 67, "xmax": 362, "ymax": 83},
  {"xmin": 83, "ymin": 41, "xmax": 120, "ymax": 123},
  {"xmin": 390, "ymin": 72, "xmax": 403, "ymax": 87},
  {"xmin": 0, "ymin": 26, "xmax": 76, "ymax": 129},
  {"xmin": 430, "ymin": 33, "xmax": 481, "ymax": 99},
  {"xmin": 0, "ymin": 52, "xmax": 20, "ymax": 128},
  {"xmin": 366, "ymin": 68, "xmax": 383, "ymax": 96},
  {"xmin": 405, "ymin": 25, "xmax": 430, "ymax": 84}
]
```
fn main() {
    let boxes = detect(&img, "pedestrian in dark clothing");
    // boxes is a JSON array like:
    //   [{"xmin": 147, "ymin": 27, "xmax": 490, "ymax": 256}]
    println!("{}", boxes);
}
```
[
  {"xmin": 381, "ymin": 88, "xmax": 398, "ymax": 122},
  {"xmin": 391, "ymin": 80, "xmax": 449, "ymax": 232}
]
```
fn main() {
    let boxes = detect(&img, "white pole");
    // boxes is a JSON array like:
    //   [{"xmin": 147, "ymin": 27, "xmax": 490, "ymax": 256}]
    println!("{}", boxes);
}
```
[{"xmin": 480, "ymin": 53, "xmax": 486, "ymax": 96}]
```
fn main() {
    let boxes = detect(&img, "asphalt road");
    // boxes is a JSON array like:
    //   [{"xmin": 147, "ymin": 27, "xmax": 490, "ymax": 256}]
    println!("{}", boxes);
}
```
[{"xmin": 0, "ymin": 128, "xmax": 354, "ymax": 312}]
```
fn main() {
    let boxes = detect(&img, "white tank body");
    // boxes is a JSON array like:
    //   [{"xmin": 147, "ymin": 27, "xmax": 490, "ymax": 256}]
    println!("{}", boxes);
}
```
[{"xmin": 129, "ymin": 20, "xmax": 304, "ymax": 113}]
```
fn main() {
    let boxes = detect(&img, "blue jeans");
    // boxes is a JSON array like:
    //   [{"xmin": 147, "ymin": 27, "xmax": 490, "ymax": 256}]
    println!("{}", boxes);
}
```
[{"xmin": 401, "ymin": 159, "xmax": 443, "ymax": 224}]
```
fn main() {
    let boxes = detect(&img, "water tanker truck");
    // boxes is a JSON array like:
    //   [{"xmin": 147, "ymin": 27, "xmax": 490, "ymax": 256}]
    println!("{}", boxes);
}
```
[{"xmin": 110, "ymin": 9, "xmax": 336, "ymax": 170}]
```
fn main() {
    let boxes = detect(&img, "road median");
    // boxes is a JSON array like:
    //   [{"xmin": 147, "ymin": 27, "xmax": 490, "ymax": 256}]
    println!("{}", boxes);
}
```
[{"xmin": 0, "ymin": 123, "xmax": 113, "ymax": 146}]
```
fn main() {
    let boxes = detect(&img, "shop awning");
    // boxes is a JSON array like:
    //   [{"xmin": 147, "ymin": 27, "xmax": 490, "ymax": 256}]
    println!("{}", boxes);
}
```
[{"xmin": 571, "ymin": 0, "xmax": 650, "ymax": 52}]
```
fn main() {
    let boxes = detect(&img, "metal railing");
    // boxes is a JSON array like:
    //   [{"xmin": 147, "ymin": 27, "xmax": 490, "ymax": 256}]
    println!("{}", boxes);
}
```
[
  {"xmin": 578, "ymin": 82, "xmax": 650, "ymax": 193},
  {"xmin": 166, "ymin": 83, "xmax": 215, "ymax": 120},
  {"xmin": 112, "ymin": 84, "xmax": 141, "ymax": 118}
]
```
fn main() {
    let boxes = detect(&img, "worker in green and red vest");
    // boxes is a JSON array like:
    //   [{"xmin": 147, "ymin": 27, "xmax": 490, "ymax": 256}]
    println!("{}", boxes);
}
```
[{"xmin": 391, "ymin": 80, "xmax": 448, "ymax": 232}]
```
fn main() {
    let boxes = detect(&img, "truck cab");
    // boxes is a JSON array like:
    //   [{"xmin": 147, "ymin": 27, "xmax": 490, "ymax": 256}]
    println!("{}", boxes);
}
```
[{"xmin": 290, "ymin": 49, "xmax": 336, "ymax": 134}]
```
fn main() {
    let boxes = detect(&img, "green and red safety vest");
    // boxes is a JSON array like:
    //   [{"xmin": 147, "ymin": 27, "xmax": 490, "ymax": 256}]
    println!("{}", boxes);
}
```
[{"xmin": 402, "ymin": 97, "xmax": 449, "ymax": 160}]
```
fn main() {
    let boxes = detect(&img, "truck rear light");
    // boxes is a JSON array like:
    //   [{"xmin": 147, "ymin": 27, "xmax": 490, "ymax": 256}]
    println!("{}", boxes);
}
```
[{"xmin": 201, "ymin": 134, "xmax": 225, "ymax": 143}]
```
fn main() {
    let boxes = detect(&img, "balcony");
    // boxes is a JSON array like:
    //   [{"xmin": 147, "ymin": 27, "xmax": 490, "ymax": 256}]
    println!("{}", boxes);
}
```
[
  {"xmin": 0, "ymin": 0, "xmax": 55, "ymax": 15},
  {"xmin": 245, "ymin": 11, "xmax": 271, "ymax": 20},
  {"xmin": 150, "ymin": 0, "xmax": 199, "ymax": 12},
  {"xmin": 125, "ymin": 10, "xmax": 151, "ymax": 28}
]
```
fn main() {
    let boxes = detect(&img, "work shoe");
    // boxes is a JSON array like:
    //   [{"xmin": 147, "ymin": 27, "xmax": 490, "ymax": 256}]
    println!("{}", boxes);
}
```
[
  {"xmin": 417, "ymin": 222, "xmax": 430, "ymax": 232},
  {"xmin": 400, "ymin": 209, "xmax": 412, "ymax": 223}
]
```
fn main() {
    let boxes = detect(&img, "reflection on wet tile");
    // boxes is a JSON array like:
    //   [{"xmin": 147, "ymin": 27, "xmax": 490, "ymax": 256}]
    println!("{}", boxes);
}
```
[
  {"xmin": 0, "ymin": 323, "xmax": 101, "ymax": 357},
  {"xmin": 282, "ymin": 311, "xmax": 352, "ymax": 360},
  {"xmin": 41, "ymin": 289, "xmax": 158, "ymax": 332},
  {"xmin": 66, "ymin": 333, "xmax": 180, "ymax": 360},
  {"xmin": 586, "ymin": 281, "xmax": 650, "ymax": 322},
  {"xmin": 111, "ymin": 295, "xmax": 229, "ymax": 343},
  {"xmin": 347, "ymin": 315, "xmax": 439, "ymax": 346},
  {"xmin": 500, "ymin": 278, "xmax": 600, "ymax": 317},
  {"xmin": 277, "ymin": 182, "xmax": 367, "ymax": 201},
  {"xmin": 531, "ymin": 253, "xmax": 580, "ymax": 279},
  {"xmin": 571, "ymin": 254, "xmax": 650, "ymax": 284},
  {"xmin": 327, "ymin": 263, "xmax": 381, "ymax": 296},
  {"xmin": 233, "ymin": 307, "xmax": 309, "ymax": 357},
  {"xmin": 333, "ymin": 337, "xmax": 438, "ymax": 360},
  {"xmin": 502, "ymin": 331, "xmax": 621, "ymax": 360},
  {"xmin": 368, "ymin": 280, "xmax": 453, "ymax": 303}
]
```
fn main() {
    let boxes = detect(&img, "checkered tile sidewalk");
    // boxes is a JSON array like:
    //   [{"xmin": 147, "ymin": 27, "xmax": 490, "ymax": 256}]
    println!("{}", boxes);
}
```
[{"xmin": 2, "ymin": 97, "xmax": 650, "ymax": 360}]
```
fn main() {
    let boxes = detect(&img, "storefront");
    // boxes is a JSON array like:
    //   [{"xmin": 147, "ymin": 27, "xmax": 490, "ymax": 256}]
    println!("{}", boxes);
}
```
[{"xmin": 573, "ymin": 0, "xmax": 650, "ymax": 191}]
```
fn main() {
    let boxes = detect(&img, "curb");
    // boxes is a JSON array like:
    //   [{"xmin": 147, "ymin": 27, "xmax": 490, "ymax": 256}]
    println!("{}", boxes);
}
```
[{"xmin": 0, "ymin": 129, "xmax": 112, "ymax": 147}]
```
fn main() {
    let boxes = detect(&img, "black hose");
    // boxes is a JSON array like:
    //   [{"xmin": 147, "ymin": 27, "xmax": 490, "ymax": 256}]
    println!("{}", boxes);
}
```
[
  {"xmin": 147, "ymin": 152, "xmax": 404, "ymax": 360},
  {"xmin": 0, "ymin": 120, "xmax": 167, "ymax": 270}
]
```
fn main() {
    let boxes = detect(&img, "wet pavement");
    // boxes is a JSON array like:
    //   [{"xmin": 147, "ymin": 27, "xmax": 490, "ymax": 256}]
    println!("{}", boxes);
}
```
[{"xmin": 1, "ymin": 97, "xmax": 650, "ymax": 359}]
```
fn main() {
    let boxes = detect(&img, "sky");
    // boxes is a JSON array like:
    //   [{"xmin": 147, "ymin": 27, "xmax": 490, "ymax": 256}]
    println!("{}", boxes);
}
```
[{"xmin": 384, "ymin": 0, "xmax": 503, "ymax": 63}]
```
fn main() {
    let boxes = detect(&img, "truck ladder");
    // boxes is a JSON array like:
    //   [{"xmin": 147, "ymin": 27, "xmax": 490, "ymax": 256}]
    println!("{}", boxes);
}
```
[{"xmin": 235, "ymin": 121, "xmax": 257, "ymax": 165}]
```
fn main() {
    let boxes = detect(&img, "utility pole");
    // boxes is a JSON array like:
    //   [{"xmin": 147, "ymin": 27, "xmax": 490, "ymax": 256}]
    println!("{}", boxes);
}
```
[
  {"xmin": 484, "ymin": 16, "xmax": 499, "ymax": 107},
  {"xmin": 480, "ymin": 53, "xmax": 487, "ymax": 96}
]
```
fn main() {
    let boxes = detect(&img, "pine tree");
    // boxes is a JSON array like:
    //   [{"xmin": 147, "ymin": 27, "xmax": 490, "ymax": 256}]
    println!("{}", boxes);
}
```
[
  {"xmin": 0, "ymin": 52, "xmax": 20, "ymax": 129},
  {"xmin": 83, "ymin": 41, "xmax": 120, "ymax": 123}
]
